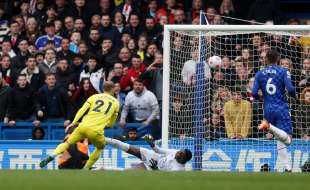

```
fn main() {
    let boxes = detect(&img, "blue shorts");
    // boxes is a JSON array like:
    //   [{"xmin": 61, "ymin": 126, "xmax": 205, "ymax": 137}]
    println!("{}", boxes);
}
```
[{"xmin": 264, "ymin": 108, "xmax": 292, "ymax": 135}]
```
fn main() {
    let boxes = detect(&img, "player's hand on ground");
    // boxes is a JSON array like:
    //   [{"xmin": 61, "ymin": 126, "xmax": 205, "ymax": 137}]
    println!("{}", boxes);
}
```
[
  {"xmin": 143, "ymin": 134, "xmax": 155, "ymax": 148},
  {"xmin": 148, "ymin": 158, "xmax": 158, "ymax": 170}
]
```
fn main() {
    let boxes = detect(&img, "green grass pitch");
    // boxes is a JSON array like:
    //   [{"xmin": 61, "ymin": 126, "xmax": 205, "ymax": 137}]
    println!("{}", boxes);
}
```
[{"xmin": 0, "ymin": 170, "xmax": 308, "ymax": 190}]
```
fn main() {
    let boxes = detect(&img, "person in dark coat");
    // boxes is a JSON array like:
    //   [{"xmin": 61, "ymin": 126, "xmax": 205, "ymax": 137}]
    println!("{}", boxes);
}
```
[
  {"xmin": 55, "ymin": 58, "xmax": 76, "ymax": 90},
  {"xmin": 7, "ymin": 74, "xmax": 41, "ymax": 126},
  {"xmin": 38, "ymin": 73, "xmax": 72, "ymax": 127},
  {"xmin": 99, "ymin": 14, "xmax": 121, "ymax": 49},
  {"xmin": 0, "ymin": 73, "xmax": 11, "ymax": 123},
  {"xmin": 12, "ymin": 38, "xmax": 31, "ymax": 71}
]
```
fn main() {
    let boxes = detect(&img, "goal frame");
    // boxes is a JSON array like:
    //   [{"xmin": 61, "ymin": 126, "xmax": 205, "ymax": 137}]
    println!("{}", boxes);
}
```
[{"xmin": 162, "ymin": 24, "xmax": 310, "ymax": 150}]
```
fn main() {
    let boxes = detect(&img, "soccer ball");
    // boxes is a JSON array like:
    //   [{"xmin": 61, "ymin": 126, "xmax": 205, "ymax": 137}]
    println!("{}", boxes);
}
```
[{"xmin": 208, "ymin": 56, "xmax": 222, "ymax": 67}]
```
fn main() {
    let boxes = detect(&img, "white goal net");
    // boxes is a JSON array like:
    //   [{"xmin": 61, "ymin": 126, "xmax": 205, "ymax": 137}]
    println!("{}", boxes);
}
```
[{"xmin": 162, "ymin": 25, "xmax": 310, "ymax": 172}]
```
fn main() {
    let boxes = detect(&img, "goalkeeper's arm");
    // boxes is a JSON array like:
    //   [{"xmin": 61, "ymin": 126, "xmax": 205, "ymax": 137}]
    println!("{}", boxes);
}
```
[{"xmin": 144, "ymin": 135, "xmax": 174, "ymax": 154}]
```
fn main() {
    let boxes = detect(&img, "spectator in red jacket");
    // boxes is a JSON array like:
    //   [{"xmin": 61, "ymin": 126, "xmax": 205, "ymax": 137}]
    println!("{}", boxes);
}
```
[{"xmin": 120, "ymin": 54, "xmax": 146, "ymax": 92}]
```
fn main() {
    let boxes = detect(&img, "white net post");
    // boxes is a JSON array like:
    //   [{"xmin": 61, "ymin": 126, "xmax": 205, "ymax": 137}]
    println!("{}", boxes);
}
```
[{"xmin": 163, "ymin": 25, "xmax": 310, "ymax": 171}]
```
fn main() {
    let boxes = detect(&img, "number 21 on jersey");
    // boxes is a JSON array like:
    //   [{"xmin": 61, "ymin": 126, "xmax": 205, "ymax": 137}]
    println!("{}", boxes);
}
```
[
  {"xmin": 92, "ymin": 100, "xmax": 112, "ymax": 114},
  {"xmin": 266, "ymin": 78, "xmax": 276, "ymax": 95}
]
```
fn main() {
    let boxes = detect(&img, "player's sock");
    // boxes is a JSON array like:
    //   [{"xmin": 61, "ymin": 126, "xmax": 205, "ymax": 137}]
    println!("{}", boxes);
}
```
[
  {"xmin": 268, "ymin": 124, "xmax": 291, "ymax": 144},
  {"xmin": 105, "ymin": 138, "xmax": 130, "ymax": 151},
  {"xmin": 277, "ymin": 140, "xmax": 292, "ymax": 171},
  {"xmin": 84, "ymin": 148, "xmax": 102, "ymax": 169},
  {"xmin": 51, "ymin": 142, "xmax": 70, "ymax": 157}
]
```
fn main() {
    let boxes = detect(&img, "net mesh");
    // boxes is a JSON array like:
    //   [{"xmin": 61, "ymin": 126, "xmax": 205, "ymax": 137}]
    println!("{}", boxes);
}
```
[{"xmin": 167, "ymin": 29, "xmax": 310, "ymax": 171}]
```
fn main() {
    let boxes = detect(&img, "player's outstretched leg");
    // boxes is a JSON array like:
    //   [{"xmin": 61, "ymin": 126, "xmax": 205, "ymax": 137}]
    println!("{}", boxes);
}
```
[
  {"xmin": 39, "ymin": 142, "xmax": 70, "ymax": 168},
  {"xmin": 258, "ymin": 119, "xmax": 291, "ymax": 144},
  {"xmin": 105, "ymin": 138, "xmax": 142, "ymax": 159},
  {"xmin": 258, "ymin": 120, "xmax": 292, "ymax": 171},
  {"xmin": 84, "ymin": 148, "xmax": 102, "ymax": 170}
]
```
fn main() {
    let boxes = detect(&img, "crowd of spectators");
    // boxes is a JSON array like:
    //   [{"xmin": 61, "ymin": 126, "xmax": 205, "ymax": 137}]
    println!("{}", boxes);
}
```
[{"xmin": 0, "ymin": 0, "xmax": 309, "ymax": 141}]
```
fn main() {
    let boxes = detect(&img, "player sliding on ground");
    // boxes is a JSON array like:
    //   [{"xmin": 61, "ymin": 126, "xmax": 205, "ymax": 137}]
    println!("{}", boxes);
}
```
[
  {"xmin": 40, "ymin": 81, "xmax": 120, "ymax": 169},
  {"xmin": 105, "ymin": 135, "xmax": 192, "ymax": 171},
  {"xmin": 253, "ymin": 49, "xmax": 296, "ymax": 172}
]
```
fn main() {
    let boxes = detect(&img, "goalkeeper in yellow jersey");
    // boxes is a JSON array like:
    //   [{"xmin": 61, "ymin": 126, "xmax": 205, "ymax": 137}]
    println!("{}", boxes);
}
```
[{"xmin": 40, "ymin": 81, "xmax": 120, "ymax": 169}]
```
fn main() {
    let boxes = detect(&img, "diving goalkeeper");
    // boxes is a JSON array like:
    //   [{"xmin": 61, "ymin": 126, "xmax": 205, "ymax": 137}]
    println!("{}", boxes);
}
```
[
  {"xmin": 105, "ymin": 135, "xmax": 192, "ymax": 171},
  {"xmin": 40, "ymin": 81, "xmax": 120, "ymax": 169}
]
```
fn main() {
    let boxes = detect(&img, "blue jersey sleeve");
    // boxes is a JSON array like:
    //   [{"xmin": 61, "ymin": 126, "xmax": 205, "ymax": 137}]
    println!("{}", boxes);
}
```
[
  {"xmin": 283, "ymin": 69, "xmax": 296, "ymax": 98},
  {"xmin": 252, "ymin": 72, "xmax": 260, "ymax": 99}
]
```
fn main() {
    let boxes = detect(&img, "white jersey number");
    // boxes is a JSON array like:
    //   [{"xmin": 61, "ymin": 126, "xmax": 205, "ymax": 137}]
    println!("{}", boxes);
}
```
[{"xmin": 266, "ymin": 78, "xmax": 276, "ymax": 95}]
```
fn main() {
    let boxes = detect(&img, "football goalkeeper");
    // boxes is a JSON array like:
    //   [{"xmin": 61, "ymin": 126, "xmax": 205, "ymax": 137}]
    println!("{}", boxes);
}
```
[
  {"xmin": 105, "ymin": 135, "xmax": 192, "ymax": 171},
  {"xmin": 40, "ymin": 81, "xmax": 120, "ymax": 169}
]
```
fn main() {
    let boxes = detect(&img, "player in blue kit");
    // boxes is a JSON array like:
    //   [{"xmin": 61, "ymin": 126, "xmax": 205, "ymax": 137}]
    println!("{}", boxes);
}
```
[{"xmin": 252, "ymin": 49, "xmax": 296, "ymax": 172}]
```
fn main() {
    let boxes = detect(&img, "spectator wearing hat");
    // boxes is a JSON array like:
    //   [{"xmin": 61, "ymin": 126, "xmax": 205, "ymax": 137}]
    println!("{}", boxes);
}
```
[
  {"xmin": 224, "ymin": 86, "xmax": 252, "ymax": 139},
  {"xmin": 0, "ymin": 72, "xmax": 11, "ymax": 123},
  {"xmin": 12, "ymin": 38, "xmax": 30, "ymax": 70},
  {"xmin": 39, "ymin": 48, "xmax": 58, "ymax": 74},
  {"xmin": 20, "ymin": 55, "xmax": 45, "ymax": 91},
  {"xmin": 35, "ymin": 22, "xmax": 62, "ymax": 51},
  {"xmin": 70, "ymin": 54, "xmax": 85, "ymax": 84},
  {"xmin": 7, "ymin": 74, "xmax": 41, "ymax": 127}
]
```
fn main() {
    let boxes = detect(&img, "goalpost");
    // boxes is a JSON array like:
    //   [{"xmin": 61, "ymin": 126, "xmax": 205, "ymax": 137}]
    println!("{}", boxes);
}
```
[{"xmin": 162, "ymin": 25, "xmax": 310, "ymax": 171}]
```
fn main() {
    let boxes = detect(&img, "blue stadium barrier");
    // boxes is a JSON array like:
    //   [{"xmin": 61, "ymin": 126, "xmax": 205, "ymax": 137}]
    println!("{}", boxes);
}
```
[
  {"xmin": 0, "ymin": 122, "xmax": 150, "ymax": 140},
  {"xmin": 0, "ymin": 139, "xmax": 308, "ymax": 171}
]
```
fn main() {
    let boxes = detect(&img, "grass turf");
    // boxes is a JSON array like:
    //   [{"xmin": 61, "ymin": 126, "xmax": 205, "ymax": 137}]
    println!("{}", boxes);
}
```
[{"xmin": 0, "ymin": 170, "xmax": 308, "ymax": 190}]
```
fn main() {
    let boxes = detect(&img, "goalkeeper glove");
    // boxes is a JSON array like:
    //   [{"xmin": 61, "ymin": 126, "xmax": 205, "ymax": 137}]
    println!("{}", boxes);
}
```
[
  {"xmin": 143, "ymin": 134, "xmax": 155, "ymax": 148},
  {"xmin": 148, "ymin": 159, "xmax": 158, "ymax": 170}
]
